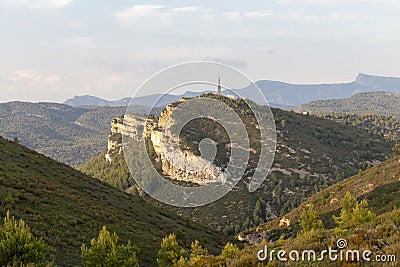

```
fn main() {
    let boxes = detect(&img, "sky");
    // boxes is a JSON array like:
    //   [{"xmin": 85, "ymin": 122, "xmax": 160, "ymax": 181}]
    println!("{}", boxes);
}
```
[{"xmin": 1, "ymin": 0, "xmax": 400, "ymax": 102}]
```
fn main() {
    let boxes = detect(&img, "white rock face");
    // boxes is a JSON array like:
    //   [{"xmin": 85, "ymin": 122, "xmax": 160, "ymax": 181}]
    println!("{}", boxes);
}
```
[
  {"xmin": 123, "ymin": 114, "xmax": 147, "ymax": 140},
  {"xmin": 161, "ymin": 143, "xmax": 225, "ymax": 185},
  {"xmin": 105, "ymin": 106, "xmax": 224, "ymax": 184}
]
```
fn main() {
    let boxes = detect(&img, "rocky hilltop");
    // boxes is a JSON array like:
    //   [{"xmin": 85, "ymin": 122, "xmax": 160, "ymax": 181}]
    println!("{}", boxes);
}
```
[
  {"xmin": 81, "ymin": 96, "xmax": 394, "ymax": 234},
  {"xmin": 105, "ymin": 98, "xmax": 224, "ymax": 185},
  {"xmin": 80, "ymin": 96, "xmax": 393, "ymax": 237}
]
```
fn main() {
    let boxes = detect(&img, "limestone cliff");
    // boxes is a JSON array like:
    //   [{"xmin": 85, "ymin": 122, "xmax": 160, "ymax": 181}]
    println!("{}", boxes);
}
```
[
  {"xmin": 105, "ymin": 101, "xmax": 224, "ymax": 184},
  {"xmin": 105, "ymin": 115, "xmax": 146, "ymax": 162},
  {"xmin": 105, "ymin": 118, "xmax": 123, "ymax": 162}
]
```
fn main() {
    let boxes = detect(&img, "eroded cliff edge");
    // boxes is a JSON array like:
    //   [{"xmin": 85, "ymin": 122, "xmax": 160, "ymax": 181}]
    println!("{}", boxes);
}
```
[{"xmin": 105, "ymin": 98, "xmax": 225, "ymax": 185}]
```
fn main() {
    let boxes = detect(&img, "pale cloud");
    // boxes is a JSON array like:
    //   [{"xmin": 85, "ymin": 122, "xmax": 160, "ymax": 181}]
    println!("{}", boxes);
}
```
[
  {"xmin": 172, "ymin": 6, "xmax": 202, "ymax": 13},
  {"xmin": 3, "ymin": 69, "xmax": 145, "ymax": 102},
  {"xmin": 11, "ymin": 70, "xmax": 62, "ymax": 85},
  {"xmin": 0, "ymin": 0, "xmax": 72, "ymax": 10},
  {"xmin": 277, "ymin": 10, "xmax": 380, "ymax": 24},
  {"xmin": 116, "ymin": 4, "xmax": 165, "ymax": 19},
  {"xmin": 114, "ymin": 5, "xmax": 172, "ymax": 25},
  {"xmin": 244, "ymin": 10, "xmax": 273, "ymax": 18},
  {"xmin": 114, "ymin": 5, "xmax": 272, "ymax": 26},
  {"xmin": 115, "ymin": 5, "xmax": 274, "ymax": 26},
  {"xmin": 5, "ymin": 69, "xmax": 65, "ymax": 102},
  {"xmin": 114, "ymin": 5, "xmax": 219, "ymax": 25},
  {"xmin": 223, "ymin": 10, "xmax": 272, "ymax": 21},
  {"xmin": 172, "ymin": 6, "xmax": 216, "ymax": 23}
]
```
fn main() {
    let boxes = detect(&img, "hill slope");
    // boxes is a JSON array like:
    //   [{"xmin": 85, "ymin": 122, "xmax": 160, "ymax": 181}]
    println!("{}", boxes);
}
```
[
  {"xmin": 0, "ymin": 136, "xmax": 229, "ymax": 266},
  {"xmin": 315, "ymin": 113, "xmax": 400, "ymax": 141},
  {"xmin": 183, "ymin": 155, "xmax": 400, "ymax": 265},
  {"xmin": 241, "ymin": 153, "xmax": 400, "ymax": 242}
]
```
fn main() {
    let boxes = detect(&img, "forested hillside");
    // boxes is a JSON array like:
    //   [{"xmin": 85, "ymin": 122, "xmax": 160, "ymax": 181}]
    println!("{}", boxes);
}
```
[
  {"xmin": 80, "ymin": 98, "xmax": 394, "ymax": 235},
  {"xmin": 223, "ymin": 153, "xmax": 400, "ymax": 266},
  {"xmin": 0, "ymin": 136, "xmax": 229, "ymax": 266},
  {"xmin": 296, "ymin": 91, "xmax": 400, "ymax": 118},
  {"xmin": 241, "ymin": 149, "xmax": 400, "ymax": 242},
  {"xmin": 0, "ymin": 102, "xmax": 148, "ymax": 166},
  {"xmin": 317, "ymin": 113, "xmax": 400, "ymax": 141}
]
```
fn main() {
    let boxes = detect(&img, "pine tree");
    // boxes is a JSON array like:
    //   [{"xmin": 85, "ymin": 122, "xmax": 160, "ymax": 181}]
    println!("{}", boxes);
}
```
[
  {"xmin": 174, "ymin": 256, "xmax": 188, "ymax": 267},
  {"xmin": 221, "ymin": 242, "xmax": 239, "ymax": 259},
  {"xmin": 333, "ymin": 192, "xmax": 375, "ymax": 230},
  {"xmin": 81, "ymin": 226, "xmax": 139, "ymax": 267},
  {"xmin": 0, "ymin": 211, "xmax": 49, "ymax": 266},
  {"xmin": 189, "ymin": 240, "xmax": 208, "ymax": 264},
  {"xmin": 298, "ymin": 205, "xmax": 324, "ymax": 233},
  {"xmin": 157, "ymin": 233, "xmax": 186, "ymax": 267}
]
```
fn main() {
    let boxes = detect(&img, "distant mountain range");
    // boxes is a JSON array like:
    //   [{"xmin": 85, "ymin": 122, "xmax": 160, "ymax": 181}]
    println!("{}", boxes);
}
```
[
  {"xmin": 64, "ymin": 95, "xmax": 132, "ymax": 107},
  {"xmin": 64, "ymin": 73, "xmax": 400, "ymax": 108},
  {"xmin": 64, "ymin": 91, "xmax": 213, "ymax": 109}
]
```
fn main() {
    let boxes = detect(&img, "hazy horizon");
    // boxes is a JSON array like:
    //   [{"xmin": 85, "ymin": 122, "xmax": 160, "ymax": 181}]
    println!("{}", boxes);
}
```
[{"xmin": 0, "ymin": 72, "xmax": 398, "ymax": 104}]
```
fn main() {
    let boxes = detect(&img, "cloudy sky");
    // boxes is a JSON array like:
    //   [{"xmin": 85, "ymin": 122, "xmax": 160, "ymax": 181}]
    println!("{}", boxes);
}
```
[{"xmin": 1, "ymin": 0, "xmax": 400, "ymax": 102}]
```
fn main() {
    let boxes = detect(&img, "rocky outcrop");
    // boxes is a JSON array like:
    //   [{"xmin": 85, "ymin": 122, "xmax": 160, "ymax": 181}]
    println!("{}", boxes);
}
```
[
  {"xmin": 105, "ymin": 118, "xmax": 123, "ymax": 162},
  {"xmin": 105, "ymin": 100, "xmax": 224, "ymax": 184},
  {"xmin": 105, "ymin": 115, "xmax": 147, "ymax": 162},
  {"xmin": 237, "ymin": 231, "xmax": 269, "ymax": 245},
  {"xmin": 279, "ymin": 217, "xmax": 290, "ymax": 227}
]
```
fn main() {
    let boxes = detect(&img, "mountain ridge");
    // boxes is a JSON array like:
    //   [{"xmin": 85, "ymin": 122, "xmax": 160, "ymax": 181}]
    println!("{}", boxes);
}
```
[{"xmin": 63, "ymin": 73, "xmax": 400, "ymax": 107}]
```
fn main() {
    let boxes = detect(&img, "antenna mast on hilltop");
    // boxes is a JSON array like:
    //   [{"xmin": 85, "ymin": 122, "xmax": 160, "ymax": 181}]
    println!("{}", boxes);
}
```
[{"xmin": 217, "ymin": 76, "xmax": 222, "ymax": 95}]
